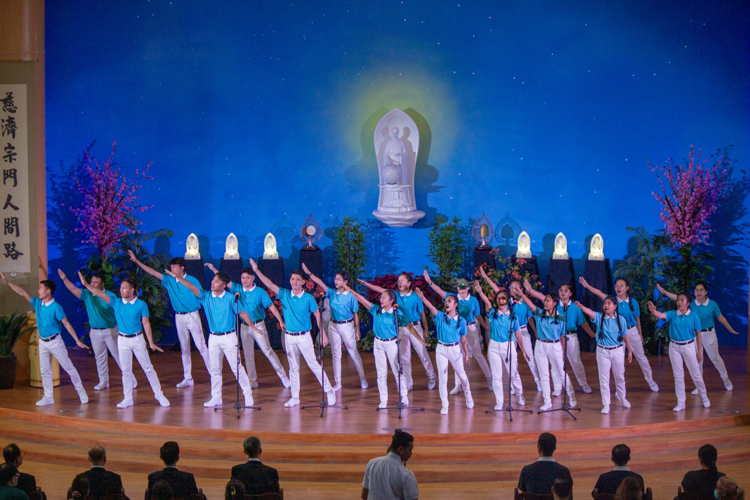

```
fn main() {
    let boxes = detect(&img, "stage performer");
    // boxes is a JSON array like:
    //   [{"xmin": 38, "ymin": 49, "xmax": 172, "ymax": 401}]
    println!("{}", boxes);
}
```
[
  {"xmin": 358, "ymin": 274, "xmax": 435, "ymax": 391},
  {"xmin": 474, "ymin": 282, "xmax": 529, "ymax": 409},
  {"xmin": 480, "ymin": 268, "xmax": 543, "ymax": 392},
  {"xmin": 205, "ymin": 263, "xmax": 290, "ymax": 389},
  {"xmin": 163, "ymin": 269, "xmax": 254, "ymax": 408},
  {"xmin": 1, "ymin": 273, "xmax": 89, "ymax": 406},
  {"xmin": 57, "ymin": 269, "xmax": 137, "ymax": 391},
  {"xmin": 414, "ymin": 287, "xmax": 473, "ymax": 414},
  {"xmin": 574, "ymin": 298, "xmax": 633, "ymax": 414},
  {"xmin": 301, "ymin": 264, "xmax": 368, "ymax": 390},
  {"xmin": 580, "ymin": 277, "xmax": 659, "ymax": 392},
  {"xmin": 249, "ymin": 259, "xmax": 336, "ymax": 408},
  {"xmin": 525, "ymin": 283, "xmax": 593, "ymax": 395},
  {"xmin": 519, "ymin": 281, "xmax": 578, "ymax": 411},
  {"xmin": 344, "ymin": 285, "xmax": 410, "ymax": 408},
  {"xmin": 78, "ymin": 272, "xmax": 169, "ymax": 408},
  {"xmin": 648, "ymin": 296, "xmax": 710, "ymax": 412},
  {"xmin": 423, "ymin": 271, "xmax": 492, "ymax": 395},
  {"xmin": 657, "ymin": 282, "xmax": 737, "ymax": 392},
  {"xmin": 128, "ymin": 251, "xmax": 210, "ymax": 389}
]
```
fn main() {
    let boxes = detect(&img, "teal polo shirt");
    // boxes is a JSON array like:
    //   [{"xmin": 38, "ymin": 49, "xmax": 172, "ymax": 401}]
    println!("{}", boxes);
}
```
[
  {"xmin": 278, "ymin": 288, "xmax": 318, "ymax": 332},
  {"xmin": 230, "ymin": 283, "xmax": 272, "ymax": 323},
  {"xmin": 510, "ymin": 299, "xmax": 532, "ymax": 328},
  {"xmin": 557, "ymin": 301, "xmax": 586, "ymax": 333},
  {"xmin": 30, "ymin": 297, "xmax": 66, "ymax": 338},
  {"xmin": 692, "ymin": 299, "xmax": 721, "ymax": 330},
  {"xmin": 488, "ymin": 308, "xmax": 520, "ymax": 343},
  {"xmin": 111, "ymin": 297, "xmax": 149, "ymax": 335},
  {"xmin": 325, "ymin": 288, "xmax": 359, "ymax": 322},
  {"xmin": 593, "ymin": 312, "xmax": 627, "ymax": 347},
  {"xmin": 368, "ymin": 305, "xmax": 398, "ymax": 340},
  {"xmin": 162, "ymin": 274, "xmax": 202, "ymax": 313},
  {"xmin": 396, "ymin": 291, "xmax": 423, "ymax": 324},
  {"xmin": 435, "ymin": 311, "xmax": 466, "ymax": 343},
  {"xmin": 80, "ymin": 288, "xmax": 117, "ymax": 329},
  {"xmin": 199, "ymin": 290, "xmax": 238, "ymax": 333},
  {"xmin": 531, "ymin": 309, "xmax": 565, "ymax": 341},
  {"xmin": 665, "ymin": 310, "xmax": 701, "ymax": 342},
  {"xmin": 449, "ymin": 293, "xmax": 480, "ymax": 323},
  {"xmin": 616, "ymin": 297, "xmax": 641, "ymax": 328}
]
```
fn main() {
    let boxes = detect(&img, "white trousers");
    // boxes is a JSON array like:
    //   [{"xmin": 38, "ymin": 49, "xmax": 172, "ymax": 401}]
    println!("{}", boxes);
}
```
[
  {"xmin": 696, "ymin": 328, "xmax": 731, "ymax": 383},
  {"xmin": 454, "ymin": 323, "xmax": 492, "ymax": 387},
  {"xmin": 374, "ymin": 338, "xmax": 408, "ymax": 404},
  {"xmin": 552, "ymin": 334, "xmax": 588, "ymax": 391},
  {"xmin": 118, "ymin": 334, "xmax": 163, "ymax": 401},
  {"xmin": 535, "ymin": 341, "xmax": 575, "ymax": 405},
  {"xmin": 39, "ymin": 336, "xmax": 85, "ymax": 399},
  {"xmin": 518, "ymin": 327, "xmax": 541, "ymax": 386},
  {"xmin": 240, "ymin": 322, "xmax": 287, "ymax": 383},
  {"xmin": 285, "ymin": 332, "xmax": 333, "ymax": 399},
  {"xmin": 436, "ymin": 343, "xmax": 472, "ymax": 409},
  {"xmin": 175, "ymin": 311, "xmax": 211, "ymax": 380},
  {"xmin": 596, "ymin": 345, "xmax": 626, "ymax": 406},
  {"xmin": 399, "ymin": 323, "xmax": 435, "ymax": 387},
  {"xmin": 669, "ymin": 340, "xmax": 707, "ymax": 405},
  {"xmin": 329, "ymin": 321, "xmax": 366, "ymax": 384},
  {"xmin": 626, "ymin": 326, "xmax": 655, "ymax": 383},
  {"xmin": 89, "ymin": 326, "xmax": 121, "ymax": 385},
  {"xmin": 208, "ymin": 332, "xmax": 252, "ymax": 400},
  {"xmin": 488, "ymin": 339, "xmax": 523, "ymax": 407}
]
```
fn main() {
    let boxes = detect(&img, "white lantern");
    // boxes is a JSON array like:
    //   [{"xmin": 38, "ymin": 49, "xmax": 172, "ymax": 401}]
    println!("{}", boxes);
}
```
[
  {"xmin": 552, "ymin": 232, "xmax": 569, "ymax": 260},
  {"xmin": 224, "ymin": 233, "xmax": 239, "ymax": 260},
  {"xmin": 185, "ymin": 233, "xmax": 200, "ymax": 260},
  {"xmin": 589, "ymin": 233, "xmax": 604, "ymax": 261},
  {"xmin": 516, "ymin": 231, "xmax": 532, "ymax": 258},
  {"xmin": 263, "ymin": 233, "xmax": 279, "ymax": 259}
]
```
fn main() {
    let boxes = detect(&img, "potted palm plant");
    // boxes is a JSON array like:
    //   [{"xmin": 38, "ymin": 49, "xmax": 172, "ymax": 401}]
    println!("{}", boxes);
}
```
[{"xmin": 0, "ymin": 312, "xmax": 33, "ymax": 389}]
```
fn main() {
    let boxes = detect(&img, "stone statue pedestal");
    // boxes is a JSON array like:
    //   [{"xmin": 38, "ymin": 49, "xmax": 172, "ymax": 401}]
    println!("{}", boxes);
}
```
[
  {"xmin": 474, "ymin": 247, "xmax": 495, "ymax": 271},
  {"xmin": 546, "ymin": 258, "xmax": 577, "ymax": 300},
  {"xmin": 299, "ymin": 247, "xmax": 323, "ymax": 279},
  {"xmin": 219, "ymin": 258, "xmax": 243, "ymax": 285},
  {"xmin": 184, "ymin": 258, "xmax": 206, "ymax": 288}
]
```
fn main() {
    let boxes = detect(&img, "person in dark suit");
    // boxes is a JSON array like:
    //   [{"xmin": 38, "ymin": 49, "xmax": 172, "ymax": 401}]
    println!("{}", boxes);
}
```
[
  {"xmin": 230, "ymin": 437, "xmax": 279, "ymax": 496},
  {"xmin": 3, "ymin": 444, "xmax": 38, "ymax": 500},
  {"xmin": 517, "ymin": 433, "xmax": 572, "ymax": 495},
  {"xmin": 74, "ymin": 446, "xmax": 124, "ymax": 500},
  {"xmin": 678, "ymin": 444, "xmax": 725, "ymax": 500},
  {"xmin": 147, "ymin": 442, "xmax": 199, "ymax": 499},
  {"xmin": 592, "ymin": 444, "xmax": 644, "ymax": 497}
]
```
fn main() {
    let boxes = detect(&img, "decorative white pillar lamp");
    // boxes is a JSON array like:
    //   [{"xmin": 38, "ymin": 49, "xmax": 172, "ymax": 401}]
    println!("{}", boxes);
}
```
[
  {"xmin": 185, "ymin": 233, "xmax": 200, "ymax": 260},
  {"xmin": 552, "ymin": 232, "xmax": 569, "ymax": 260},
  {"xmin": 224, "ymin": 233, "xmax": 239, "ymax": 260},
  {"xmin": 263, "ymin": 233, "xmax": 279, "ymax": 259},
  {"xmin": 516, "ymin": 231, "xmax": 532, "ymax": 258}
]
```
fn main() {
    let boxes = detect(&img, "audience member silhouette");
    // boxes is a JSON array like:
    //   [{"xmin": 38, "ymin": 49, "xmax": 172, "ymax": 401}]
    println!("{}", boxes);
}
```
[
  {"xmin": 517, "ymin": 433, "xmax": 572, "ymax": 495},
  {"xmin": 552, "ymin": 477, "xmax": 573, "ymax": 500},
  {"xmin": 224, "ymin": 480, "xmax": 245, "ymax": 500},
  {"xmin": 66, "ymin": 477, "xmax": 89, "ymax": 500},
  {"xmin": 147, "ymin": 442, "xmax": 198, "ymax": 498},
  {"xmin": 362, "ymin": 429, "xmax": 418, "ymax": 500},
  {"xmin": 615, "ymin": 476, "xmax": 643, "ymax": 500},
  {"xmin": 230, "ymin": 437, "xmax": 280, "ymax": 496},
  {"xmin": 716, "ymin": 477, "xmax": 744, "ymax": 500},
  {"xmin": 74, "ymin": 446, "xmax": 125, "ymax": 500},
  {"xmin": 678, "ymin": 444, "xmax": 725, "ymax": 500},
  {"xmin": 0, "ymin": 463, "xmax": 28, "ymax": 500},
  {"xmin": 592, "ymin": 444, "xmax": 644, "ymax": 497},
  {"xmin": 3, "ymin": 444, "xmax": 39, "ymax": 500}
]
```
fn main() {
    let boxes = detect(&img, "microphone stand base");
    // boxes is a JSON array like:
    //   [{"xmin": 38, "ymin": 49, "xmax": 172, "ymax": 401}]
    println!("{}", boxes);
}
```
[{"xmin": 214, "ymin": 403, "xmax": 262, "ymax": 419}]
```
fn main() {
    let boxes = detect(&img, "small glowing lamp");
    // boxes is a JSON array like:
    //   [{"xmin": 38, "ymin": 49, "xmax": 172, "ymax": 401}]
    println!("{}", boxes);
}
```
[
  {"xmin": 471, "ymin": 213, "xmax": 494, "ymax": 250},
  {"xmin": 185, "ymin": 233, "xmax": 200, "ymax": 260},
  {"xmin": 552, "ymin": 232, "xmax": 569, "ymax": 260},
  {"xmin": 263, "ymin": 233, "xmax": 279, "ymax": 259},
  {"xmin": 516, "ymin": 231, "xmax": 532, "ymax": 258},
  {"xmin": 224, "ymin": 233, "xmax": 239, "ymax": 260},
  {"xmin": 589, "ymin": 233, "xmax": 604, "ymax": 261},
  {"xmin": 300, "ymin": 214, "xmax": 323, "ymax": 250}
]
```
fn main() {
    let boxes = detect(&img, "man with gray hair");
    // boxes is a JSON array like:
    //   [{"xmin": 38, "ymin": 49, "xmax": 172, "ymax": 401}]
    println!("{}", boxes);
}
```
[
  {"xmin": 362, "ymin": 429, "xmax": 418, "ymax": 500},
  {"xmin": 230, "ymin": 437, "xmax": 279, "ymax": 496},
  {"xmin": 74, "ymin": 445, "xmax": 124, "ymax": 499}
]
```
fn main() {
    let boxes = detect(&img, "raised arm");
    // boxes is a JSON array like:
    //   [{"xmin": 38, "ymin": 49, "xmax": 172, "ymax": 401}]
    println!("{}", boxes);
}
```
[
  {"xmin": 414, "ymin": 288, "xmax": 438, "ymax": 316},
  {"xmin": 128, "ymin": 250, "xmax": 163, "ymax": 280},
  {"xmin": 57, "ymin": 269, "xmax": 82, "ymax": 299},
  {"xmin": 518, "ymin": 291, "xmax": 537, "ymax": 314},
  {"xmin": 77, "ymin": 272, "xmax": 111, "ymax": 304},
  {"xmin": 204, "ymin": 262, "xmax": 232, "ymax": 289},
  {"xmin": 423, "ymin": 270, "xmax": 446, "ymax": 299},
  {"xmin": 647, "ymin": 301, "xmax": 667, "ymax": 320},
  {"xmin": 0, "ymin": 272, "xmax": 31, "ymax": 302},
  {"xmin": 61, "ymin": 317, "xmax": 87, "ymax": 349},
  {"xmin": 249, "ymin": 259, "xmax": 279, "ymax": 295},
  {"xmin": 579, "ymin": 277, "xmax": 607, "ymax": 301},
  {"xmin": 343, "ymin": 284, "xmax": 372, "ymax": 311},
  {"xmin": 573, "ymin": 300, "xmax": 596, "ymax": 319},
  {"xmin": 474, "ymin": 281, "xmax": 492, "ymax": 312},
  {"xmin": 301, "ymin": 263, "xmax": 328, "ymax": 294},
  {"xmin": 656, "ymin": 283, "xmax": 678, "ymax": 301},
  {"xmin": 479, "ymin": 267, "xmax": 500, "ymax": 293},
  {"xmin": 523, "ymin": 279, "xmax": 545, "ymax": 302},
  {"xmin": 357, "ymin": 278, "xmax": 385, "ymax": 294},
  {"xmin": 163, "ymin": 269, "xmax": 200, "ymax": 298}
]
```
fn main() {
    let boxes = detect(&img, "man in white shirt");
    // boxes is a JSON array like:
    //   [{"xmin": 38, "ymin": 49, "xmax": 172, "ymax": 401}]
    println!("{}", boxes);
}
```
[{"xmin": 362, "ymin": 429, "xmax": 419, "ymax": 500}]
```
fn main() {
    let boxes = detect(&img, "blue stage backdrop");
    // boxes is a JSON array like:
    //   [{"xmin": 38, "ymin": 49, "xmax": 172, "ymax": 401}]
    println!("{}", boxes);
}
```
[{"xmin": 45, "ymin": 1, "xmax": 749, "ymax": 347}]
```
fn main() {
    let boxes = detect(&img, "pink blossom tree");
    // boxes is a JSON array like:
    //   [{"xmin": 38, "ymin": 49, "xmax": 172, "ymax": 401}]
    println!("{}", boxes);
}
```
[{"xmin": 71, "ymin": 141, "xmax": 154, "ymax": 258}]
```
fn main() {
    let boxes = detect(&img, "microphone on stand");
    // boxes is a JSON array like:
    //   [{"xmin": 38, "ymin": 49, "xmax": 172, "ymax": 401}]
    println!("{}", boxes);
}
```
[{"xmin": 235, "ymin": 292, "xmax": 241, "ymax": 302}]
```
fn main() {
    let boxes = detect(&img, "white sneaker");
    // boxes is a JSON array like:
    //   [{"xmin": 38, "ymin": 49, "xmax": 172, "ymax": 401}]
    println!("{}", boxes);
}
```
[
  {"xmin": 116, "ymin": 399, "xmax": 133, "ymax": 409},
  {"xmin": 536, "ymin": 384, "xmax": 543, "ymax": 392},
  {"xmin": 35, "ymin": 397, "xmax": 54, "ymax": 407},
  {"xmin": 378, "ymin": 401, "xmax": 388, "ymax": 409},
  {"xmin": 284, "ymin": 398, "xmax": 300, "ymax": 407},
  {"xmin": 250, "ymin": 380, "xmax": 259, "ymax": 389},
  {"xmin": 702, "ymin": 395, "xmax": 711, "ymax": 408},
  {"xmin": 648, "ymin": 380, "xmax": 659, "ymax": 392},
  {"xmin": 94, "ymin": 381, "xmax": 109, "ymax": 391},
  {"xmin": 280, "ymin": 374, "xmax": 291, "ymax": 388},
  {"xmin": 673, "ymin": 404, "xmax": 686, "ymax": 412},
  {"xmin": 326, "ymin": 390, "xmax": 336, "ymax": 406},
  {"xmin": 361, "ymin": 380, "xmax": 369, "ymax": 389},
  {"xmin": 449, "ymin": 385, "xmax": 462, "ymax": 395},
  {"xmin": 724, "ymin": 380, "xmax": 733, "ymax": 391},
  {"xmin": 427, "ymin": 377, "xmax": 436, "ymax": 390},
  {"xmin": 552, "ymin": 389, "xmax": 562, "ymax": 397},
  {"xmin": 517, "ymin": 395, "xmax": 526, "ymax": 406},
  {"xmin": 465, "ymin": 394, "xmax": 474, "ymax": 409},
  {"xmin": 400, "ymin": 398, "xmax": 409, "ymax": 407},
  {"xmin": 332, "ymin": 383, "xmax": 342, "ymax": 392},
  {"xmin": 601, "ymin": 405, "xmax": 610, "ymax": 414},
  {"xmin": 176, "ymin": 378, "xmax": 194, "ymax": 388},
  {"xmin": 78, "ymin": 389, "xmax": 89, "ymax": 404},
  {"xmin": 582, "ymin": 384, "xmax": 593, "ymax": 394},
  {"xmin": 494, "ymin": 403, "xmax": 504, "ymax": 411},
  {"xmin": 244, "ymin": 394, "xmax": 254, "ymax": 407},
  {"xmin": 155, "ymin": 394, "xmax": 170, "ymax": 407},
  {"xmin": 621, "ymin": 398, "xmax": 631, "ymax": 408},
  {"xmin": 691, "ymin": 388, "xmax": 699, "ymax": 395},
  {"xmin": 203, "ymin": 397, "xmax": 222, "ymax": 408},
  {"xmin": 509, "ymin": 386, "xmax": 514, "ymax": 395},
  {"xmin": 568, "ymin": 394, "xmax": 578, "ymax": 408},
  {"xmin": 440, "ymin": 406, "xmax": 449, "ymax": 415},
  {"xmin": 407, "ymin": 385, "xmax": 413, "ymax": 392},
  {"xmin": 540, "ymin": 402, "xmax": 552, "ymax": 411}
]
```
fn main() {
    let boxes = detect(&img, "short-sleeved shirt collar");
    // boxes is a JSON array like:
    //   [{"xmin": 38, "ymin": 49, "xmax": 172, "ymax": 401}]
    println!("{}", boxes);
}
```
[
  {"xmin": 122, "ymin": 297, "xmax": 137, "ymax": 305},
  {"xmin": 383, "ymin": 307, "xmax": 394, "ymax": 314},
  {"xmin": 496, "ymin": 309, "xmax": 510, "ymax": 316},
  {"xmin": 457, "ymin": 293, "xmax": 471, "ymax": 301},
  {"xmin": 560, "ymin": 300, "xmax": 572, "ymax": 307},
  {"xmin": 677, "ymin": 309, "xmax": 691, "ymax": 316},
  {"xmin": 447, "ymin": 312, "xmax": 460, "ymax": 320},
  {"xmin": 617, "ymin": 296, "xmax": 630, "ymax": 303},
  {"xmin": 695, "ymin": 298, "xmax": 710, "ymax": 307},
  {"xmin": 212, "ymin": 290, "xmax": 226, "ymax": 299},
  {"xmin": 42, "ymin": 298, "xmax": 56, "ymax": 307},
  {"xmin": 291, "ymin": 289, "xmax": 305, "ymax": 298},
  {"xmin": 243, "ymin": 285, "xmax": 256, "ymax": 292},
  {"xmin": 336, "ymin": 289, "xmax": 350, "ymax": 295},
  {"xmin": 604, "ymin": 313, "xmax": 616, "ymax": 319},
  {"xmin": 399, "ymin": 290, "xmax": 412, "ymax": 297}
]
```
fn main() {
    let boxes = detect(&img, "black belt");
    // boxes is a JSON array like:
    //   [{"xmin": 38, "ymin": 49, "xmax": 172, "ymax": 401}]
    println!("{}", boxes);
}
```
[
  {"xmin": 410, "ymin": 321, "xmax": 420, "ymax": 326},
  {"xmin": 538, "ymin": 339, "xmax": 561, "ymax": 344},
  {"xmin": 119, "ymin": 331, "xmax": 143, "ymax": 338},
  {"xmin": 175, "ymin": 311, "xmax": 198, "ymax": 315},
  {"xmin": 376, "ymin": 336, "xmax": 397, "ymax": 342},
  {"xmin": 597, "ymin": 344, "xmax": 623, "ymax": 350},
  {"xmin": 439, "ymin": 341, "xmax": 459, "ymax": 347},
  {"xmin": 332, "ymin": 318, "xmax": 354, "ymax": 324},
  {"xmin": 286, "ymin": 330, "xmax": 310, "ymax": 336},
  {"xmin": 467, "ymin": 321, "xmax": 476, "ymax": 326},
  {"xmin": 40, "ymin": 334, "xmax": 59, "ymax": 342},
  {"xmin": 211, "ymin": 330, "xmax": 234, "ymax": 336},
  {"xmin": 672, "ymin": 339, "xmax": 695, "ymax": 346},
  {"xmin": 701, "ymin": 327, "xmax": 714, "ymax": 332}
]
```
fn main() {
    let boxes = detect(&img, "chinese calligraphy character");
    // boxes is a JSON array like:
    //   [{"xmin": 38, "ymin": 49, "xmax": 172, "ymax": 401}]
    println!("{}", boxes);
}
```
[
  {"xmin": 2, "ymin": 168, "xmax": 16, "ymax": 187},
  {"xmin": 2, "ymin": 143, "xmax": 16, "ymax": 164},
  {"xmin": 3, "ymin": 242, "xmax": 23, "ymax": 260},
  {"xmin": 3, "ymin": 194, "xmax": 18, "ymax": 211},
  {"xmin": 4, "ymin": 217, "xmax": 19, "ymax": 237},
  {"xmin": 0, "ymin": 93, "xmax": 16, "ymax": 114},
  {"xmin": 1, "ymin": 116, "xmax": 16, "ymax": 139}
]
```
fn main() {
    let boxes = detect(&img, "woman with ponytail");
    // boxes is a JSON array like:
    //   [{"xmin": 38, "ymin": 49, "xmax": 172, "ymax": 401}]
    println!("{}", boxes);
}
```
[
  {"xmin": 225, "ymin": 480, "xmax": 245, "ymax": 500},
  {"xmin": 678, "ymin": 444, "xmax": 725, "ymax": 500}
]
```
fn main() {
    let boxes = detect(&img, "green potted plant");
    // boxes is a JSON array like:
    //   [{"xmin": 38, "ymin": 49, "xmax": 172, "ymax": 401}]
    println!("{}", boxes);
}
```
[{"xmin": 0, "ymin": 312, "xmax": 33, "ymax": 389}]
